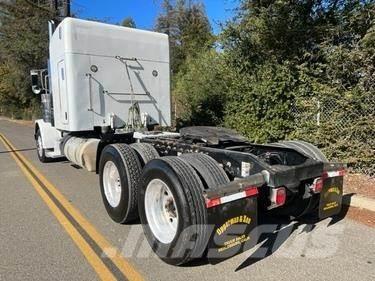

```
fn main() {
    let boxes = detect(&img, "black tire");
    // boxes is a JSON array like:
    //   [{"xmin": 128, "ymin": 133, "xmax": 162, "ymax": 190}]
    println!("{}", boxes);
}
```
[
  {"xmin": 275, "ymin": 140, "xmax": 328, "ymax": 162},
  {"xmin": 130, "ymin": 143, "xmax": 159, "ymax": 166},
  {"xmin": 271, "ymin": 140, "xmax": 327, "ymax": 218},
  {"xmin": 35, "ymin": 129, "xmax": 51, "ymax": 163},
  {"xmin": 180, "ymin": 153, "xmax": 229, "ymax": 190},
  {"xmin": 138, "ymin": 157, "xmax": 208, "ymax": 265},
  {"xmin": 99, "ymin": 144, "xmax": 142, "ymax": 224}
]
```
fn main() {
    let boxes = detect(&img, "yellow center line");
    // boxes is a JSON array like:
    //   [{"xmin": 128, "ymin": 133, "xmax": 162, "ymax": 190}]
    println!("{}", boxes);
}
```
[{"xmin": 0, "ymin": 133, "xmax": 144, "ymax": 281}]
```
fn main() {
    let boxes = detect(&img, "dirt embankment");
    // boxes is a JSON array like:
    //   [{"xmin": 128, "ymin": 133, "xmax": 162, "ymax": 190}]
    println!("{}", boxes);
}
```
[{"xmin": 344, "ymin": 173, "xmax": 375, "ymax": 199}]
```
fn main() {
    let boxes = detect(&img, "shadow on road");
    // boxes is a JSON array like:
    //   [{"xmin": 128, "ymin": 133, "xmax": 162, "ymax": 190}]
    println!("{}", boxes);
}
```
[
  {"xmin": 44, "ymin": 157, "xmax": 67, "ymax": 163},
  {"xmin": 235, "ymin": 199, "xmax": 352, "ymax": 272},
  {"xmin": 329, "ymin": 193, "xmax": 353, "ymax": 226},
  {"xmin": 235, "ymin": 214, "xmax": 317, "ymax": 271},
  {"xmin": 134, "ymin": 195, "xmax": 354, "ymax": 269},
  {"xmin": 0, "ymin": 147, "xmax": 36, "ymax": 154},
  {"xmin": 0, "ymin": 146, "xmax": 68, "ymax": 163}
]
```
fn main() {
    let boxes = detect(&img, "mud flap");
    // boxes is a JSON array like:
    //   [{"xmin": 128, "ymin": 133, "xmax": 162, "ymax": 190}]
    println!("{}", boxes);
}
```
[
  {"xmin": 206, "ymin": 196, "xmax": 258, "ymax": 264},
  {"xmin": 319, "ymin": 173, "xmax": 344, "ymax": 219}
]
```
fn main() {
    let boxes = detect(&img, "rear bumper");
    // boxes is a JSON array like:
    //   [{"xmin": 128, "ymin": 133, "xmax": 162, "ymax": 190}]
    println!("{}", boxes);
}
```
[{"xmin": 201, "ymin": 162, "xmax": 345, "ymax": 263}]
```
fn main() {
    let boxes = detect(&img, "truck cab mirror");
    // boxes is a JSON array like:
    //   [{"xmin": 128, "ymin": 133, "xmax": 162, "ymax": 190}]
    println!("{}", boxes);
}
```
[{"xmin": 31, "ymin": 70, "xmax": 42, "ymax": 95}]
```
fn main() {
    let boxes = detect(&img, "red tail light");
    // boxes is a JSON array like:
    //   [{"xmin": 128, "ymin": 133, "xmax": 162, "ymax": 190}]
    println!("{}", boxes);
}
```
[
  {"xmin": 311, "ymin": 177, "xmax": 323, "ymax": 193},
  {"xmin": 275, "ymin": 188, "xmax": 286, "ymax": 205},
  {"xmin": 268, "ymin": 187, "xmax": 286, "ymax": 209}
]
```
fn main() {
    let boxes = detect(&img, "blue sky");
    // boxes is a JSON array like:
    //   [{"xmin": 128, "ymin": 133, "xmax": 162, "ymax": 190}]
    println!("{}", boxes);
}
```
[{"xmin": 71, "ymin": 0, "xmax": 239, "ymax": 34}]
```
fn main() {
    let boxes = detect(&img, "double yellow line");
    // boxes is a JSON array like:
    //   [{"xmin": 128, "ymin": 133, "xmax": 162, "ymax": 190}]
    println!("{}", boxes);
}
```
[{"xmin": 0, "ymin": 133, "xmax": 144, "ymax": 281}]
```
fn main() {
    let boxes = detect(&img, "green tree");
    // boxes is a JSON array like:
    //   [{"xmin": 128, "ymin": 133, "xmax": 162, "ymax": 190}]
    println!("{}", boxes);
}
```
[
  {"xmin": 155, "ymin": 0, "xmax": 214, "ymax": 124},
  {"xmin": 174, "ymin": 50, "xmax": 230, "ymax": 127},
  {"xmin": 220, "ymin": 0, "xmax": 313, "ymax": 142},
  {"xmin": 155, "ymin": 0, "xmax": 214, "ymax": 75},
  {"xmin": 224, "ymin": 61, "xmax": 297, "ymax": 142},
  {"xmin": 0, "ymin": 0, "xmax": 54, "ymax": 119},
  {"xmin": 291, "ymin": 1, "xmax": 375, "ymax": 172},
  {"xmin": 220, "ymin": 0, "xmax": 374, "ymax": 173},
  {"xmin": 121, "ymin": 16, "xmax": 136, "ymax": 28}
]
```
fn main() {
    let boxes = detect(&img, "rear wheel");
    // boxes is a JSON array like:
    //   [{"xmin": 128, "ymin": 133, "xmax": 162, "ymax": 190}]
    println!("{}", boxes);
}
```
[
  {"xmin": 180, "ymin": 153, "xmax": 229, "ymax": 190},
  {"xmin": 130, "ymin": 143, "xmax": 159, "ymax": 166},
  {"xmin": 99, "ymin": 144, "xmax": 142, "ymax": 223},
  {"xmin": 35, "ymin": 129, "xmax": 51, "ymax": 163},
  {"xmin": 145, "ymin": 178, "xmax": 179, "ymax": 244},
  {"xmin": 138, "ymin": 157, "xmax": 209, "ymax": 265},
  {"xmin": 275, "ymin": 140, "xmax": 328, "ymax": 162},
  {"xmin": 272, "ymin": 140, "xmax": 327, "ymax": 218}
]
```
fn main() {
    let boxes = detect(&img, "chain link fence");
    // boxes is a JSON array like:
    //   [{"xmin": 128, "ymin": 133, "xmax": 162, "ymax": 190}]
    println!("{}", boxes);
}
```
[{"xmin": 291, "ymin": 95, "xmax": 375, "ymax": 176}]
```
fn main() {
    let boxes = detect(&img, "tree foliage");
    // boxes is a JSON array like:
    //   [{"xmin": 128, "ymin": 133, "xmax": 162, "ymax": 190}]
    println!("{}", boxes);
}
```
[
  {"xmin": 0, "ymin": 0, "xmax": 54, "ymax": 119},
  {"xmin": 224, "ymin": 61, "xmax": 297, "ymax": 142},
  {"xmin": 174, "ymin": 0, "xmax": 374, "ymax": 173},
  {"xmin": 0, "ymin": 0, "xmax": 373, "ymax": 173},
  {"xmin": 174, "ymin": 50, "xmax": 229, "ymax": 127},
  {"xmin": 121, "ymin": 17, "xmax": 136, "ymax": 28},
  {"xmin": 155, "ymin": 0, "xmax": 214, "ymax": 75},
  {"xmin": 155, "ymin": 0, "xmax": 214, "ymax": 125}
]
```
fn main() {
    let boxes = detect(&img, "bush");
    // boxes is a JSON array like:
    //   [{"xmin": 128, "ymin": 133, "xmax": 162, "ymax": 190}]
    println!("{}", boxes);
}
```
[
  {"xmin": 224, "ymin": 62, "xmax": 296, "ymax": 143},
  {"xmin": 174, "ymin": 50, "xmax": 230, "ymax": 127}
]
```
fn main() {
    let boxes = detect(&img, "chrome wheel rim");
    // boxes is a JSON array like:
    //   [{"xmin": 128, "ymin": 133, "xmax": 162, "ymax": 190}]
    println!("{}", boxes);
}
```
[
  {"xmin": 145, "ymin": 179, "xmax": 179, "ymax": 244},
  {"xmin": 103, "ymin": 161, "xmax": 122, "ymax": 208},
  {"xmin": 37, "ymin": 135, "xmax": 43, "ymax": 157}
]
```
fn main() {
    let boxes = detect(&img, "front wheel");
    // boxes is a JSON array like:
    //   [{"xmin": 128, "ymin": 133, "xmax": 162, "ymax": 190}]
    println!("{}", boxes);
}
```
[{"xmin": 35, "ymin": 129, "xmax": 50, "ymax": 163}]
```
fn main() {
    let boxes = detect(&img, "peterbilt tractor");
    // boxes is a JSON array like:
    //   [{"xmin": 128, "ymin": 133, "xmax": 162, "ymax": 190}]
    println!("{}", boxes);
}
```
[{"xmin": 31, "ymin": 18, "xmax": 345, "ymax": 265}]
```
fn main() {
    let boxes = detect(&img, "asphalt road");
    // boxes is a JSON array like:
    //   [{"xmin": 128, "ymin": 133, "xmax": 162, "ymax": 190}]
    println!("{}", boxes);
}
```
[{"xmin": 0, "ymin": 119, "xmax": 374, "ymax": 281}]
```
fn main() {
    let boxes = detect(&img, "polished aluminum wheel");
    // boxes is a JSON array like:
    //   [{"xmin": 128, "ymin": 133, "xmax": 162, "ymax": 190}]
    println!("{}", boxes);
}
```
[
  {"xmin": 145, "ymin": 179, "xmax": 179, "ymax": 244},
  {"xmin": 37, "ymin": 135, "xmax": 43, "ymax": 157},
  {"xmin": 103, "ymin": 161, "xmax": 122, "ymax": 208}
]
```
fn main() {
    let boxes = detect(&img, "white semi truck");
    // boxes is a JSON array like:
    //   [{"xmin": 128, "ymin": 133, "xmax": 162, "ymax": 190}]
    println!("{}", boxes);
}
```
[{"xmin": 31, "ymin": 18, "xmax": 345, "ymax": 265}]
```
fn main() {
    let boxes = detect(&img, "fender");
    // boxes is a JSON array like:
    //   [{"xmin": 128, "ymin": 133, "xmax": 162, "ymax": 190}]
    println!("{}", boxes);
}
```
[{"xmin": 35, "ymin": 119, "xmax": 62, "ymax": 149}]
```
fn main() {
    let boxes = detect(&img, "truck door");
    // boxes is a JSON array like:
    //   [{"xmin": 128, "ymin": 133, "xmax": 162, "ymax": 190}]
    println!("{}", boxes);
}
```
[{"xmin": 57, "ymin": 60, "xmax": 69, "ymax": 124}]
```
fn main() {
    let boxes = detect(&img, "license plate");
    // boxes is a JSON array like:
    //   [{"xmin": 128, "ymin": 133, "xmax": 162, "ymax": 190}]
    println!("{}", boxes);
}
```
[{"xmin": 319, "ymin": 175, "xmax": 343, "ymax": 219}]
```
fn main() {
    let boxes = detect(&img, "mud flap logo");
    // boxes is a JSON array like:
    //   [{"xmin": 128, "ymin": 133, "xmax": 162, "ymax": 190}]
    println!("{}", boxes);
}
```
[
  {"xmin": 216, "ymin": 215, "xmax": 252, "ymax": 235},
  {"xmin": 207, "ymin": 197, "xmax": 258, "ymax": 263},
  {"xmin": 324, "ymin": 187, "xmax": 341, "ymax": 198},
  {"xmin": 215, "ymin": 216, "xmax": 252, "ymax": 253}
]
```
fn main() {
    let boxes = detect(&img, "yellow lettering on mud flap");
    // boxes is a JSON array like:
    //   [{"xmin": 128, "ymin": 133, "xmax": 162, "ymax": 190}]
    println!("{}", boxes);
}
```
[
  {"xmin": 323, "ymin": 201, "xmax": 339, "ymax": 211},
  {"xmin": 218, "ymin": 235, "xmax": 251, "ymax": 253},
  {"xmin": 216, "ymin": 215, "xmax": 252, "ymax": 236},
  {"xmin": 324, "ymin": 187, "xmax": 341, "ymax": 198}
]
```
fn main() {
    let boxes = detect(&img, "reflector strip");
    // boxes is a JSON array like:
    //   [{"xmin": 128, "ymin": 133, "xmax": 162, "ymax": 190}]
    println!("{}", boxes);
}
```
[
  {"xmin": 323, "ymin": 169, "xmax": 345, "ymax": 178},
  {"xmin": 245, "ymin": 187, "xmax": 259, "ymax": 197},
  {"xmin": 205, "ymin": 186, "xmax": 258, "ymax": 208},
  {"xmin": 206, "ymin": 197, "xmax": 221, "ymax": 208}
]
